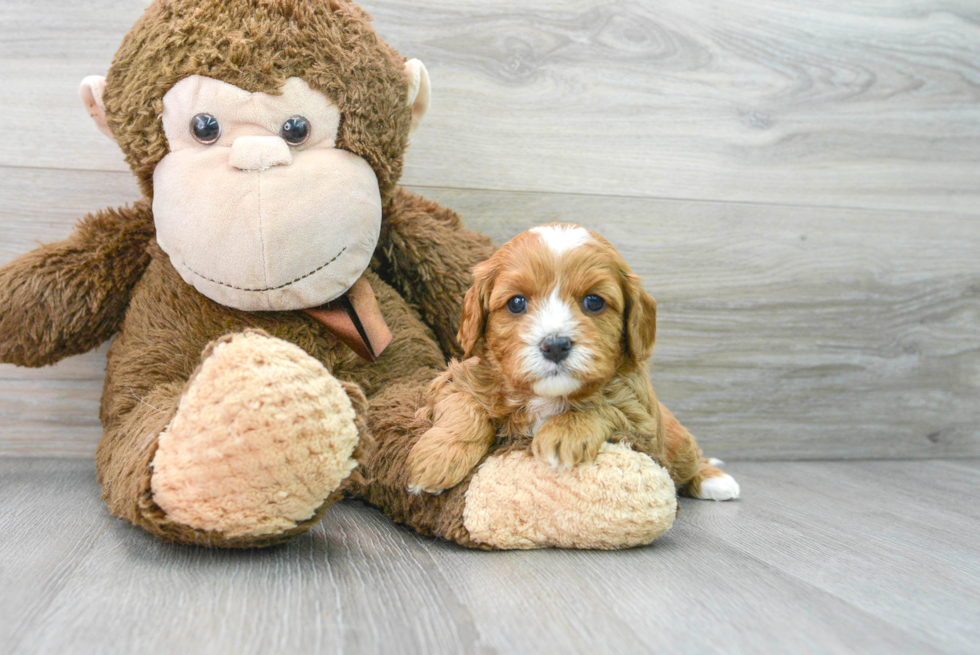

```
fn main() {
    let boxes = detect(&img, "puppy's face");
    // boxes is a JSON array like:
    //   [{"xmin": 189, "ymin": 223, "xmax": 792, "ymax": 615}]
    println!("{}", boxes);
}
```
[{"xmin": 458, "ymin": 224, "xmax": 658, "ymax": 399}]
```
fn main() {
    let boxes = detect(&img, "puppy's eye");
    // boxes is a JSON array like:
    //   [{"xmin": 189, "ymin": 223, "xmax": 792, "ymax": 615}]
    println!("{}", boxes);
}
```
[
  {"xmin": 583, "ymin": 294, "xmax": 605, "ymax": 313},
  {"xmin": 506, "ymin": 296, "xmax": 527, "ymax": 315},
  {"xmin": 280, "ymin": 115, "xmax": 310, "ymax": 146},
  {"xmin": 190, "ymin": 113, "xmax": 221, "ymax": 145}
]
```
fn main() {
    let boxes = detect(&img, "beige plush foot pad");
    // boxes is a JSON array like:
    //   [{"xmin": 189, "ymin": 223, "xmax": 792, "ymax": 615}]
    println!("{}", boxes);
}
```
[
  {"xmin": 463, "ymin": 442, "xmax": 677, "ymax": 550},
  {"xmin": 151, "ymin": 331, "xmax": 359, "ymax": 538}
]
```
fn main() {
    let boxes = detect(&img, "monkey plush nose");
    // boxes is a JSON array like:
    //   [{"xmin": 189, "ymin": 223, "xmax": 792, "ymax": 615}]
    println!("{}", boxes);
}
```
[
  {"xmin": 228, "ymin": 136, "xmax": 292, "ymax": 171},
  {"xmin": 540, "ymin": 336, "xmax": 573, "ymax": 363}
]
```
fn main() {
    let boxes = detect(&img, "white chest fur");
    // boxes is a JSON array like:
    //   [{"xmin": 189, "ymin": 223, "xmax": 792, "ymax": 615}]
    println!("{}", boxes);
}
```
[{"xmin": 528, "ymin": 396, "xmax": 569, "ymax": 435}]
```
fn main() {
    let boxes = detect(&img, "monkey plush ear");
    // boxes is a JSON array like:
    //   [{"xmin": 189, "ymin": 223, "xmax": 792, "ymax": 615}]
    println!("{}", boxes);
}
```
[
  {"xmin": 79, "ymin": 75, "xmax": 115, "ymax": 141},
  {"xmin": 624, "ymin": 273, "xmax": 658, "ymax": 364},
  {"xmin": 404, "ymin": 59, "xmax": 431, "ymax": 133}
]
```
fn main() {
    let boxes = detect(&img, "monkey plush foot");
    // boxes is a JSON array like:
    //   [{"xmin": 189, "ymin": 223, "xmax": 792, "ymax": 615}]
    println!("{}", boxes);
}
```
[
  {"xmin": 150, "ymin": 331, "xmax": 359, "ymax": 542},
  {"xmin": 461, "ymin": 442, "xmax": 677, "ymax": 550}
]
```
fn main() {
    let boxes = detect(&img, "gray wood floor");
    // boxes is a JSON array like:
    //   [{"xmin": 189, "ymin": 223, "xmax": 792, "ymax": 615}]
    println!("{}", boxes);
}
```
[{"xmin": 2, "ymin": 458, "xmax": 978, "ymax": 655}]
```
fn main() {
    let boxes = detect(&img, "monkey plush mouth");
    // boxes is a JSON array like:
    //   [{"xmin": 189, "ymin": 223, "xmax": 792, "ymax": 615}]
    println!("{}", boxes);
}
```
[
  {"xmin": 178, "ymin": 246, "xmax": 348, "ymax": 293},
  {"xmin": 153, "ymin": 145, "xmax": 383, "ymax": 312}
]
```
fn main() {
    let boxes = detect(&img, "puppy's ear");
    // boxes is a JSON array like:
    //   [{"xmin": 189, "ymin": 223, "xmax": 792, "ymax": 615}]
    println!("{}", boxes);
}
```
[
  {"xmin": 624, "ymin": 273, "xmax": 657, "ymax": 363},
  {"xmin": 457, "ymin": 260, "xmax": 496, "ymax": 357}
]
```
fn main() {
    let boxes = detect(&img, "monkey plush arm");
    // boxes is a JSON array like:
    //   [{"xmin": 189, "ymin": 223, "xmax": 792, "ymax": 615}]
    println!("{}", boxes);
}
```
[
  {"xmin": 0, "ymin": 200, "xmax": 155, "ymax": 367},
  {"xmin": 376, "ymin": 187, "xmax": 496, "ymax": 359}
]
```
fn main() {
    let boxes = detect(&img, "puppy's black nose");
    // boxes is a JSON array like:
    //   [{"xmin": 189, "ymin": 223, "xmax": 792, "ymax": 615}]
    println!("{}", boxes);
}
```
[{"xmin": 541, "ymin": 336, "xmax": 573, "ymax": 363}]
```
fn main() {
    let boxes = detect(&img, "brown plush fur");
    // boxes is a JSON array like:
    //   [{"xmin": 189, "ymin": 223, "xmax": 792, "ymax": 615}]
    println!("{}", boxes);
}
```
[
  {"xmin": 0, "ymin": 201, "xmax": 154, "ymax": 367},
  {"xmin": 354, "ymin": 375, "xmax": 491, "ymax": 549},
  {"xmin": 91, "ymin": 201, "xmax": 485, "ymax": 544},
  {"xmin": 375, "ymin": 188, "xmax": 495, "ymax": 358}
]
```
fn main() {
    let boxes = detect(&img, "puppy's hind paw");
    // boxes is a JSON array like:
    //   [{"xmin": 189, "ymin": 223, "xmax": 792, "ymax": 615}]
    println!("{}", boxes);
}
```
[
  {"xmin": 407, "ymin": 484, "xmax": 444, "ymax": 496},
  {"xmin": 694, "ymin": 473, "xmax": 740, "ymax": 501}
]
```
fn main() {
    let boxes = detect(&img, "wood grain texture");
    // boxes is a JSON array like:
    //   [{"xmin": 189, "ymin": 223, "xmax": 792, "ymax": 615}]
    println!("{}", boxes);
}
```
[
  {"xmin": 687, "ymin": 461, "xmax": 980, "ymax": 655},
  {"xmin": 1, "ymin": 169, "xmax": 977, "ymax": 459},
  {"xmin": 1, "ymin": 0, "xmax": 979, "ymax": 212},
  {"xmin": 3, "ymin": 458, "xmax": 978, "ymax": 655}
]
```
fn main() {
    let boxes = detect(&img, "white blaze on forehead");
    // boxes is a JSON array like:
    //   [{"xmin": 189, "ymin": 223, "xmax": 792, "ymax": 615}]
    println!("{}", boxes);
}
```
[{"xmin": 530, "ymin": 225, "xmax": 590, "ymax": 256}]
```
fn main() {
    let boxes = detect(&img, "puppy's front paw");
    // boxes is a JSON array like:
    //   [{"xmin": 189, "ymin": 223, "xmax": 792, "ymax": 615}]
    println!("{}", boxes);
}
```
[
  {"xmin": 407, "ymin": 427, "xmax": 485, "ymax": 495},
  {"xmin": 532, "ymin": 422, "xmax": 603, "ymax": 470}
]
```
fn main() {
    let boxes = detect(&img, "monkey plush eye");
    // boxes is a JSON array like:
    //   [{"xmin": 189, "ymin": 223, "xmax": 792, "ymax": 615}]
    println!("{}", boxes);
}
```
[
  {"xmin": 506, "ymin": 296, "xmax": 527, "ymax": 315},
  {"xmin": 280, "ymin": 116, "xmax": 310, "ymax": 146},
  {"xmin": 583, "ymin": 294, "xmax": 605, "ymax": 313},
  {"xmin": 190, "ymin": 113, "xmax": 221, "ymax": 145}
]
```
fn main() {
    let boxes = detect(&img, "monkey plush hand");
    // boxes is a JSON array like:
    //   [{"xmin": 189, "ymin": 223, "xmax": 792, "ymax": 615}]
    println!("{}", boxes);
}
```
[{"xmin": 0, "ymin": 0, "xmax": 686, "ymax": 550}]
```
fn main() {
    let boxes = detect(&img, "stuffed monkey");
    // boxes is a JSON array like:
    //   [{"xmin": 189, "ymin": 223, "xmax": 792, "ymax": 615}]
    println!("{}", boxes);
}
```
[{"xmin": 0, "ymin": 0, "xmax": 679, "ymax": 549}]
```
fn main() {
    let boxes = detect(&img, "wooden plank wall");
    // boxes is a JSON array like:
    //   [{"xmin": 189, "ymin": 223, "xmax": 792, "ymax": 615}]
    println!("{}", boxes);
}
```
[{"xmin": 0, "ymin": 0, "xmax": 977, "ymax": 459}]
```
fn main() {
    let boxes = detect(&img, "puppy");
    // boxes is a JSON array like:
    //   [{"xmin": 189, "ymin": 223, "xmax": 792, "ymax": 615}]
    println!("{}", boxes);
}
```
[{"xmin": 407, "ymin": 223, "xmax": 739, "ymax": 501}]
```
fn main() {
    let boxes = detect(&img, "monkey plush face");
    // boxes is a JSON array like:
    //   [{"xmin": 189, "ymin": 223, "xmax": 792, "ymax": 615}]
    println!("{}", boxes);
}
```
[
  {"xmin": 151, "ymin": 75, "xmax": 383, "ymax": 310},
  {"xmin": 78, "ymin": 0, "xmax": 431, "ymax": 311}
]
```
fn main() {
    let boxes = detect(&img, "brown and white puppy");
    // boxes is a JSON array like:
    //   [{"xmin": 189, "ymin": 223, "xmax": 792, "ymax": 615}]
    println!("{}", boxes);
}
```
[{"xmin": 407, "ymin": 223, "xmax": 739, "ymax": 501}]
